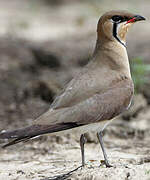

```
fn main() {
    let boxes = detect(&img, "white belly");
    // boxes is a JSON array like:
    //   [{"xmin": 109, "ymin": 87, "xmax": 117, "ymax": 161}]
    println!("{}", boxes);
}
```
[{"xmin": 52, "ymin": 119, "xmax": 113, "ymax": 136}]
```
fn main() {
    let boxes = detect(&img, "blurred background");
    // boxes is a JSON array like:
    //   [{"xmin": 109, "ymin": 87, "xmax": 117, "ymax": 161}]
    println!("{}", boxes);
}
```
[{"xmin": 0, "ymin": 0, "xmax": 150, "ymax": 179}]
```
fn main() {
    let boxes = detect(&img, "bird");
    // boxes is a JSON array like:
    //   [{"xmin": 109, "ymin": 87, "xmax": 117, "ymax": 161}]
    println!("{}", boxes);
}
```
[{"xmin": 0, "ymin": 10, "xmax": 145, "ymax": 168}]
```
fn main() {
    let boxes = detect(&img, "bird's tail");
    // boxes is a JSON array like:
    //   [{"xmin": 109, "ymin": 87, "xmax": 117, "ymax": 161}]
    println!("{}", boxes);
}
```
[{"xmin": 0, "ymin": 123, "xmax": 79, "ymax": 148}]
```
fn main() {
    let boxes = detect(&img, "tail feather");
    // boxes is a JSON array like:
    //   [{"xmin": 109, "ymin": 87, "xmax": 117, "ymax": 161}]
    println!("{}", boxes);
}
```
[
  {"xmin": 0, "ymin": 123, "xmax": 80, "ymax": 148},
  {"xmin": 2, "ymin": 136, "xmax": 34, "ymax": 148}
]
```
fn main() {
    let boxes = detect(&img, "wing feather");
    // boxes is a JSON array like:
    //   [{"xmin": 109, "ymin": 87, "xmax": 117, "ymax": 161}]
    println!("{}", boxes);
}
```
[{"xmin": 36, "ymin": 79, "xmax": 134, "ymax": 126}]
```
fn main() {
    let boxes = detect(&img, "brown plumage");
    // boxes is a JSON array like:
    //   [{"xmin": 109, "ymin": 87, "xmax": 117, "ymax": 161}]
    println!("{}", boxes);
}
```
[{"xmin": 0, "ymin": 10, "xmax": 145, "ymax": 167}]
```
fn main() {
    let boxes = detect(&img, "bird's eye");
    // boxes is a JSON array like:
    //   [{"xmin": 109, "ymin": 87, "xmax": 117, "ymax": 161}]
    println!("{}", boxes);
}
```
[{"xmin": 111, "ymin": 15, "xmax": 123, "ymax": 22}]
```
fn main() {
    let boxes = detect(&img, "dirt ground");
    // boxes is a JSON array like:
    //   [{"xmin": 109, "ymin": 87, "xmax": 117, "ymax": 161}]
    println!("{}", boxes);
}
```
[{"xmin": 0, "ymin": 0, "xmax": 150, "ymax": 180}]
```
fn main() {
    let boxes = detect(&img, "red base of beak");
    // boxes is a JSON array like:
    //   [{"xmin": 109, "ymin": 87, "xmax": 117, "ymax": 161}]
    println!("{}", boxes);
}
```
[{"xmin": 126, "ymin": 17, "xmax": 136, "ymax": 24}]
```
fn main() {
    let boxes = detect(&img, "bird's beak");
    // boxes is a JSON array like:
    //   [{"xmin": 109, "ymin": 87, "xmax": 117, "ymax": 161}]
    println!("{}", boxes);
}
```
[
  {"xmin": 133, "ymin": 15, "xmax": 146, "ymax": 22},
  {"xmin": 126, "ymin": 15, "xmax": 146, "ymax": 24}
]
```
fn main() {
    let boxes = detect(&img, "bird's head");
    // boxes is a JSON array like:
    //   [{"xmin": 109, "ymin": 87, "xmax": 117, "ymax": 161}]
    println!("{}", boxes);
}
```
[{"xmin": 97, "ymin": 10, "xmax": 145, "ymax": 47}]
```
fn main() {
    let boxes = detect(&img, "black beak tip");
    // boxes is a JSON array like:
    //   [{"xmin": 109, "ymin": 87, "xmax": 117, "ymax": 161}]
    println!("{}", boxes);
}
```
[{"xmin": 134, "ymin": 15, "xmax": 146, "ymax": 21}]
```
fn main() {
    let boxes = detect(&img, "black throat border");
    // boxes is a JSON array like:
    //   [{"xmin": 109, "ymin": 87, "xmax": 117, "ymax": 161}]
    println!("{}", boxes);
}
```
[{"xmin": 113, "ymin": 23, "xmax": 126, "ymax": 48}]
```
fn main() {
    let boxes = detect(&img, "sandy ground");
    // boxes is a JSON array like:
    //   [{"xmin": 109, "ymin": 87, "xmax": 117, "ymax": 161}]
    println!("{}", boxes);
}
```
[
  {"xmin": 0, "ymin": 0, "xmax": 150, "ymax": 180},
  {"xmin": 1, "ymin": 129, "xmax": 150, "ymax": 180}
]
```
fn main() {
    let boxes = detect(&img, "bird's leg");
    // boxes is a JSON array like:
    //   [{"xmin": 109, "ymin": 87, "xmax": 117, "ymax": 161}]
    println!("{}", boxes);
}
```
[
  {"xmin": 97, "ymin": 131, "xmax": 112, "ymax": 167},
  {"xmin": 80, "ymin": 134, "xmax": 86, "ymax": 167}
]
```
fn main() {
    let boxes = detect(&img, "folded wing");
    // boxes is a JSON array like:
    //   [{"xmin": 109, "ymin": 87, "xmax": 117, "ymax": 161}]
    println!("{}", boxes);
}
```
[{"xmin": 0, "ymin": 78, "xmax": 133, "ymax": 148}]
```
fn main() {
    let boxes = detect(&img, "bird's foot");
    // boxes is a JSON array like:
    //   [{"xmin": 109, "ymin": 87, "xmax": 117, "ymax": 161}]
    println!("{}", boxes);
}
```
[
  {"xmin": 81, "ymin": 164, "xmax": 85, "ymax": 168},
  {"xmin": 105, "ymin": 163, "xmax": 113, "ymax": 168},
  {"xmin": 100, "ymin": 160, "xmax": 113, "ymax": 168}
]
